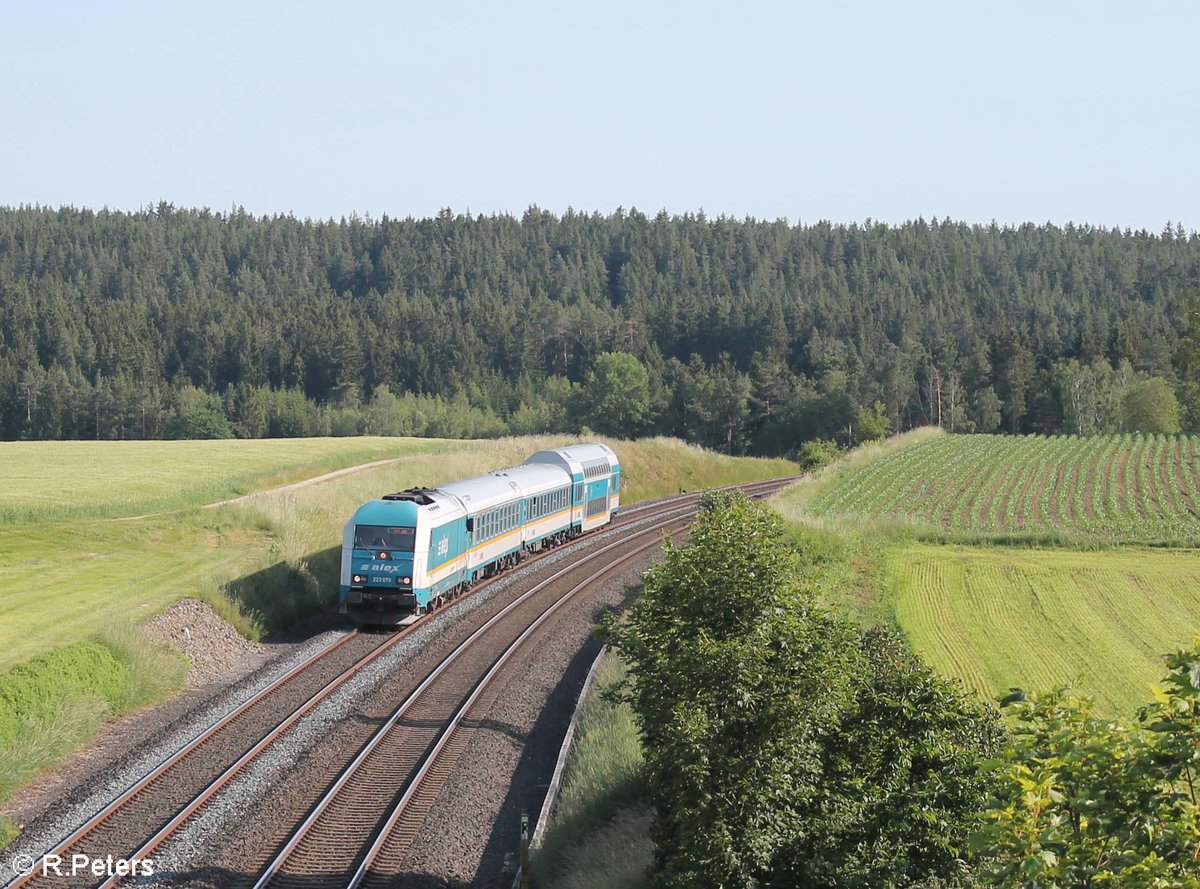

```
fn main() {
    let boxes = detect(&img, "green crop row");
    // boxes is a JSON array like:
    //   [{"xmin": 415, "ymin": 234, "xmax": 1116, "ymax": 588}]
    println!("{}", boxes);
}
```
[{"xmin": 808, "ymin": 433, "xmax": 1200, "ymax": 545}]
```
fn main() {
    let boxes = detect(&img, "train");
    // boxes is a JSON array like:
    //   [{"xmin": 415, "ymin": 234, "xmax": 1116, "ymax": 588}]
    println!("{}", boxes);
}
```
[{"xmin": 339, "ymin": 443, "xmax": 621, "ymax": 624}]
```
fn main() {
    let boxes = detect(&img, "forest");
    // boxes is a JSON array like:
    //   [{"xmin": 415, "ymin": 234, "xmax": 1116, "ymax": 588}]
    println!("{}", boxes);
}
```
[{"xmin": 1, "ymin": 205, "xmax": 1198, "ymax": 452}]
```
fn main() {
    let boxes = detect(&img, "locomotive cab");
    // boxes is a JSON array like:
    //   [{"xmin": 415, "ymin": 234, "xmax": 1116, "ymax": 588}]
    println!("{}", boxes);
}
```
[
  {"xmin": 339, "ymin": 487, "xmax": 469, "ymax": 624},
  {"xmin": 345, "ymin": 520, "xmax": 419, "ymax": 616},
  {"xmin": 340, "ymin": 496, "xmax": 430, "ymax": 622}
]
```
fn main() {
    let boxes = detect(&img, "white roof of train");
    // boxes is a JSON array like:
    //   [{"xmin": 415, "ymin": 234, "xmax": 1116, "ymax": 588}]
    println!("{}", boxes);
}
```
[
  {"xmin": 490, "ymin": 462, "xmax": 570, "ymax": 494},
  {"xmin": 525, "ymin": 442, "xmax": 620, "ymax": 475},
  {"xmin": 438, "ymin": 473, "xmax": 524, "ymax": 514},
  {"xmin": 361, "ymin": 444, "xmax": 617, "ymax": 522}
]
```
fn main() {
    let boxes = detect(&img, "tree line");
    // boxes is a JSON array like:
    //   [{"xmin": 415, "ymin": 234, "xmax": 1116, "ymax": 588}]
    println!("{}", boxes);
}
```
[
  {"xmin": 1, "ymin": 205, "xmax": 1198, "ymax": 450},
  {"xmin": 608, "ymin": 493, "xmax": 1200, "ymax": 888}
]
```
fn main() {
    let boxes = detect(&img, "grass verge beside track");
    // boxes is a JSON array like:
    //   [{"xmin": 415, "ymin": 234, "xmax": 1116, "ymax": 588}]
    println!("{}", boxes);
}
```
[
  {"xmin": 532, "ymin": 651, "xmax": 651, "ymax": 889},
  {"xmin": 0, "ymin": 625, "xmax": 186, "ymax": 818}
]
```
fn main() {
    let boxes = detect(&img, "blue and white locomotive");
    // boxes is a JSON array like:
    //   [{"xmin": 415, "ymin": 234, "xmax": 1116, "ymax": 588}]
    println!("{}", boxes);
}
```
[{"xmin": 339, "ymin": 443, "xmax": 621, "ymax": 624}]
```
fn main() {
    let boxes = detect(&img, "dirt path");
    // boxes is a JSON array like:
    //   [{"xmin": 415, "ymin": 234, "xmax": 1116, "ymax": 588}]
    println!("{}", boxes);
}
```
[{"xmin": 203, "ymin": 457, "xmax": 408, "ymax": 508}]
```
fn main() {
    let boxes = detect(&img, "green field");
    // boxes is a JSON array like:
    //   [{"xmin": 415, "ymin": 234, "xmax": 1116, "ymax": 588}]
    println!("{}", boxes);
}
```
[
  {"xmin": 887, "ymin": 544, "xmax": 1200, "ymax": 713},
  {"xmin": 0, "ymin": 436, "xmax": 457, "ymax": 523},
  {"xmin": 0, "ymin": 435, "xmax": 794, "ymax": 669},
  {"xmin": 802, "ymin": 431, "xmax": 1200, "ymax": 544},
  {"xmin": 0, "ymin": 436, "xmax": 451, "ymax": 669},
  {"xmin": 0, "ymin": 515, "xmax": 272, "ymax": 669}
]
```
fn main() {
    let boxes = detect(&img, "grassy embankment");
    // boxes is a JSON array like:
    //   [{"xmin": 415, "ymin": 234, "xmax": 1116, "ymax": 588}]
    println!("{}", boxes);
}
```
[
  {"xmin": 0, "ymin": 435, "xmax": 793, "ymax": 847},
  {"xmin": 537, "ymin": 429, "xmax": 1200, "ymax": 885},
  {"xmin": 532, "ymin": 652, "xmax": 650, "ymax": 889}
]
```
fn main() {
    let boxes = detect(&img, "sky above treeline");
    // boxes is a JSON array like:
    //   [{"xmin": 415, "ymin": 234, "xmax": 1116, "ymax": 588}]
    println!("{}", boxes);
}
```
[{"xmin": 2, "ymin": 0, "xmax": 1196, "ymax": 230}]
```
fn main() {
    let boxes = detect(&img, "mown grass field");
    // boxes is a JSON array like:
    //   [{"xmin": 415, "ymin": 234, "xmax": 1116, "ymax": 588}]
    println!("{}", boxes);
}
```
[
  {"xmin": 887, "ymin": 545, "xmax": 1200, "ymax": 713},
  {"xmin": 802, "ymin": 431, "xmax": 1200, "ymax": 544},
  {"xmin": 0, "ymin": 436, "xmax": 452, "ymax": 669},
  {"xmin": 0, "ymin": 436, "xmax": 456, "ymax": 522},
  {"xmin": 0, "ymin": 434, "xmax": 794, "ymax": 832}
]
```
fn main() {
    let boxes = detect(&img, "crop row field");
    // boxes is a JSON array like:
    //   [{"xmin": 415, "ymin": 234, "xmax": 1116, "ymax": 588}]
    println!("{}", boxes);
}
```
[
  {"xmin": 808, "ymin": 432, "xmax": 1200, "ymax": 543},
  {"xmin": 888, "ymin": 545, "xmax": 1200, "ymax": 713}
]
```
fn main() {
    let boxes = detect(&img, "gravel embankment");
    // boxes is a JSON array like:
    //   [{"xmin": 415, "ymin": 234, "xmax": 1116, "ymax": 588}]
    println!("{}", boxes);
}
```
[{"xmin": 143, "ymin": 599, "xmax": 260, "ymax": 687}]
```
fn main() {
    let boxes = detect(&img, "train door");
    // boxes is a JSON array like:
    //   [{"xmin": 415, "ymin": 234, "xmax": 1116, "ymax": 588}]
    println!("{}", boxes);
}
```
[{"xmin": 581, "ymin": 478, "xmax": 610, "ymax": 531}]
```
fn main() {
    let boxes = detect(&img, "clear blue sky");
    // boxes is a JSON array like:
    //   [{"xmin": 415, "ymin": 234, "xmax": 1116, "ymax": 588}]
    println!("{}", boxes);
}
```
[{"xmin": 2, "ymin": 0, "xmax": 1195, "ymax": 229}]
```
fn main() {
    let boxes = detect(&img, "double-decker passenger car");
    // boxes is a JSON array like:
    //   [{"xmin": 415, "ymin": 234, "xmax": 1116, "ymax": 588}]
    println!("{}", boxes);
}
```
[{"xmin": 340, "ymin": 443, "xmax": 621, "ymax": 624}]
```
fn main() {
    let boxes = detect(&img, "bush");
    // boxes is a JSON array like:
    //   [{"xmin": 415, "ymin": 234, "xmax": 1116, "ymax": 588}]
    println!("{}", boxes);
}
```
[
  {"xmin": 773, "ymin": 627, "xmax": 1002, "ymax": 887},
  {"xmin": 166, "ymin": 406, "xmax": 233, "ymax": 439},
  {"xmin": 976, "ymin": 645, "xmax": 1200, "ymax": 887},
  {"xmin": 1121, "ymin": 376, "xmax": 1182, "ymax": 433},
  {"xmin": 0, "ymin": 642, "xmax": 129, "ymax": 745},
  {"xmin": 608, "ymin": 492, "xmax": 999, "ymax": 888},
  {"xmin": 794, "ymin": 439, "xmax": 841, "ymax": 471}
]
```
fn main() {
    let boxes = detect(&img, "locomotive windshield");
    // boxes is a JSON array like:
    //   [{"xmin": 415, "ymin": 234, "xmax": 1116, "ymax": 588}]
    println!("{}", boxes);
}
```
[{"xmin": 353, "ymin": 525, "xmax": 416, "ymax": 552}]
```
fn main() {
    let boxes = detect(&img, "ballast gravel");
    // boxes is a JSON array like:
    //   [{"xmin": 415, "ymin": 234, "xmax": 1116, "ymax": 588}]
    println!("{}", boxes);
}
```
[
  {"xmin": 388, "ymin": 558, "xmax": 651, "ymax": 888},
  {"xmin": 143, "ymin": 599, "xmax": 260, "ymax": 687}
]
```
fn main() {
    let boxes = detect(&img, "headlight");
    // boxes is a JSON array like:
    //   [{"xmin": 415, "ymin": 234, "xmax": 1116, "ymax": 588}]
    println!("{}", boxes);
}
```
[
  {"xmin": 353, "ymin": 575, "xmax": 363, "ymax": 584},
  {"xmin": 401, "ymin": 576, "xmax": 412, "ymax": 585},
  {"xmin": 378, "ymin": 551, "xmax": 390, "ymax": 560}
]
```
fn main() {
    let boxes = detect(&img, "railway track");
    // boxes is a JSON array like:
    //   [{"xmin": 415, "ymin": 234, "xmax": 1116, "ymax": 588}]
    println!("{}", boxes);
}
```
[
  {"xmin": 5, "ymin": 477, "xmax": 794, "ymax": 889},
  {"xmin": 250, "ymin": 512, "xmax": 692, "ymax": 889}
]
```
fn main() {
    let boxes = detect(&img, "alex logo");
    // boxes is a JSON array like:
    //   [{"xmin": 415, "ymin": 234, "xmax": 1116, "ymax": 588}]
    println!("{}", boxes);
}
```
[
  {"xmin": 437, "ymin": 537, "xmax": 449, "ymax": 558},
  {"xmin": 362, "ymin": 563, "xmax": 404, "ymax": 573}
]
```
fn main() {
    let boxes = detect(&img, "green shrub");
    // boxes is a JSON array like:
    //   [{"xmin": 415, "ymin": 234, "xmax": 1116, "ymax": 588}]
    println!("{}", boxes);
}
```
[
  {"xmin": 0, "ymin": 630, "xmax": 186, "ymax": 805},
  {"xmin": 977, "ymin": 643, "xmax": 1200, "ymax": 887},
  {"xmin": 794, "ymin": 439, "xmax": 842, "ymax": 471},
  {"xmin": 0, "ymin": 642, "xmax": 129, "ymax": 745}
]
